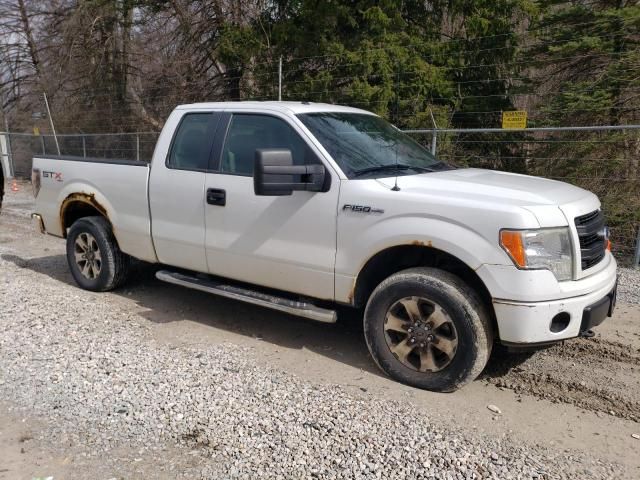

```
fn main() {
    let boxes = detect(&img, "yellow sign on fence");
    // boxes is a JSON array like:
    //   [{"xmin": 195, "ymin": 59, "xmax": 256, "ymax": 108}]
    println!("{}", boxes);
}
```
[{"xmin": 502, "ymin": 110, "xmax": 527, "ymax": 129}]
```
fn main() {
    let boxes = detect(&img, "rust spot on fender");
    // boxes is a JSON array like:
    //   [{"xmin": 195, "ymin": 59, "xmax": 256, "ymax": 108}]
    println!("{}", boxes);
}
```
[
  {"xmin": 347, "ymin": 277, "xmax": 358, "ymax": 305},
  {"xmin": 59, "ymin": 192, "xmax": 109, "ymax": 235},
  {"xmin": 410, "ymin": 240, "xmax": 433, "ymax": 247}
]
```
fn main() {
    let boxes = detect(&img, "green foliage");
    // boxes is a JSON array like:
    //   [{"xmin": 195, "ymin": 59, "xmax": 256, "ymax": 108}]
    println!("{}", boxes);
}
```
[
  {"xmin": 3, "ymin": 0, "xmax": 638, "ymax": 256},
  {"xmin": 528, "ymin": 1, "xmax": 640, "ymax": 258},
  {"xmin": 250, "ymin": 1, "xmax": 454, "ymax": 126}
]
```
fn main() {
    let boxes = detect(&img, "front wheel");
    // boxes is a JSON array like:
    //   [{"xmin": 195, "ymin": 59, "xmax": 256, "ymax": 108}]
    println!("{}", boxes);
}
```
[
  {"xmin": 66, "ymin": 216, "xmax": 131, "ymax": 291},
  {"xmin": 363, "ymin": 267, "xmax": 492, "ymax": 392}
]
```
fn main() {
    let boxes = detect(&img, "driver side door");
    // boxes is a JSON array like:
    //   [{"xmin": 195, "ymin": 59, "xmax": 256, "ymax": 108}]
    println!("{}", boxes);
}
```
[{"xmin": 204, "ymin": 112, "xmax": 339, "ymax": 300}]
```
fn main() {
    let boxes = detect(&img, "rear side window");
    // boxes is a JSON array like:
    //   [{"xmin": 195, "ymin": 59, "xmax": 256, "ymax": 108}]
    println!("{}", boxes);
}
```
[{"xmin": 167, "ymin": 113, "xmax": 214, "ymax": 171}]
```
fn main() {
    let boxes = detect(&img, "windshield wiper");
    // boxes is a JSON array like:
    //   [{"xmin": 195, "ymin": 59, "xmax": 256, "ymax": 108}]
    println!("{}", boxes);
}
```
[{"xmin": 352, "ymin": 164, "xmax": 435, "ymax": 177}]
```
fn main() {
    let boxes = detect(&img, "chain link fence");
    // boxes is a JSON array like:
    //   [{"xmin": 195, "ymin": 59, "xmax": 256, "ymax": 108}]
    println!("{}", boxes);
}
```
[
  {"xmin": 1, "ymin": 126, "xmax": 639, "ymax": 265},
  {"xmin": 1, "ymin": 132, "xmax": 159, "ymax": 177},
  {"xmin": 405, "ymin": 124, "xmax": 640, "ymax": 264}
]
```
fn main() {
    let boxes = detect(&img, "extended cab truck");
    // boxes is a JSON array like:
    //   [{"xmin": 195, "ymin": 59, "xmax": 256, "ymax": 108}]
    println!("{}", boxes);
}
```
[{"xmin": 31, "ymin": 102, "xmax": 618, "ymax": 392}]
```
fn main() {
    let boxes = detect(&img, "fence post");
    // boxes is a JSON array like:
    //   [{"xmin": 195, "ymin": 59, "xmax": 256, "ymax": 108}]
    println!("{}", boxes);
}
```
[
  {"xmin": 6, "ymin": 133, "xmax": 14, "ymax": 177},
  {"xmin": 634, "ymin": 226, "xmax": 640, "ymax": 269},
  {"xmin": 40, "ymin": 136, "xmax": 46, "ymax": 155},
  {"xmin": 278, "ymin": 56, "xmax": 283, "ymax": 101},
  {"xmin": 136, "ymin": 134, "xmax": 140, "ymax": 162},
  {"xmin": 428, "ymin": 108, "xmax": 438, "ymax": 156},
  {"xmin": 82, "ymin": 135, "xmax": 86, "ymax": 158},
  {"xmin": 431, "ymin": 130, "xmax": 437, "ymax": 156}
]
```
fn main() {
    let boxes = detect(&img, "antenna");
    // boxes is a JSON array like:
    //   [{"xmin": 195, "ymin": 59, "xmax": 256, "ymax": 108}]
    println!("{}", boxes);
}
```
[{"xmin": 391, "ymin": 61, "xmax": 400, "ymax": 192}]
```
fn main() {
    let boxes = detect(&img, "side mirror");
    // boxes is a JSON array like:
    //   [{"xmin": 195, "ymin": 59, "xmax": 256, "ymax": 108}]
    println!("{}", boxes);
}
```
[{"xmin": 253, "ymin": 149, "xmax": 327, "ymax": 196}]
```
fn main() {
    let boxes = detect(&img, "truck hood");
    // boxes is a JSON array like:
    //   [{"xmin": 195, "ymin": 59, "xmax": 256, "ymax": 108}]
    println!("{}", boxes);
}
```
[{"xmin": 375, "ymin": 168, "xmax": 594, "ymax": 208}]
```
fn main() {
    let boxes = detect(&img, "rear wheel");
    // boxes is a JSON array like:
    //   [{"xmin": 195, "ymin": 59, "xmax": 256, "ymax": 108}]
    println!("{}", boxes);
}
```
[
  {"xmin": 363, "ymin": 267, "xmax": 492, "ymax": 392},
  {"xmin": 66, "ymin": 216, "xmax": 131, "ymax": 291}
]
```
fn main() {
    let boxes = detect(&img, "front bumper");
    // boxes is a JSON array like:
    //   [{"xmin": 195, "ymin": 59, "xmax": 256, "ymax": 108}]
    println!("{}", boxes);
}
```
[{"xmin": 491, "ymin": 261, "xmax": 617, "ymax": 345}]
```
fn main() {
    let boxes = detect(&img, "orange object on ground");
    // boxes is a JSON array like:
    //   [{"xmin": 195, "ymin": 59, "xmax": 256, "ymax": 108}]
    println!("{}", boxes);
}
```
[{"xmin": 11, "ymin": 179, "xmax": 19, "ymax": 192}]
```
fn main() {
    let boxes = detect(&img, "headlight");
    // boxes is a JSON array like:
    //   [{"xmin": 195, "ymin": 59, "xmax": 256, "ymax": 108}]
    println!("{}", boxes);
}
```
[{"xmin": 500, "ymin": 227, "xmax": 573, "ymax": 281}]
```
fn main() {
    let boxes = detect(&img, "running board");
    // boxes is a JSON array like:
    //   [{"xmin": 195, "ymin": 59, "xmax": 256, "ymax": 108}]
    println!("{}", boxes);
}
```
[{"xmin": 155, "ymin": 270, "xmax": 337, "ymax": 324}]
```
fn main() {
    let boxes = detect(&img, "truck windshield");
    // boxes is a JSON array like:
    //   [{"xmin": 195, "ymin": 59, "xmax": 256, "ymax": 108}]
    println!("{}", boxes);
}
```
[{"xmin": 297, "ymin": 112, "xmax": 449, "ymax": 178}]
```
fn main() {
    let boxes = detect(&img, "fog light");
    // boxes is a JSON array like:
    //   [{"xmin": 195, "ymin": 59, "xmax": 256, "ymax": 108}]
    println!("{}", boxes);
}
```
[{"xmin": 550, "ymin": 312, "xmax": 570, "ymax": 333}]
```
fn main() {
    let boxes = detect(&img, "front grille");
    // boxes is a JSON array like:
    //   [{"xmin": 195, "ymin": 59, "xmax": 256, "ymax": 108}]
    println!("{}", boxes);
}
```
[{"xmin": 575, "ymin": 210, "xmax": 606, "ymax": 270}]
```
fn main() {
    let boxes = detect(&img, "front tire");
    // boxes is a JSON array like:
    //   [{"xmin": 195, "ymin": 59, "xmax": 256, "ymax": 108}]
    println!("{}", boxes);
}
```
[
  {"xmin": 363, "ymin": 267, "xmax": 492, "ymax": 392},
  {"xmin": 66, "ymin": 216, "xmax": 131, "ymax": 291}
]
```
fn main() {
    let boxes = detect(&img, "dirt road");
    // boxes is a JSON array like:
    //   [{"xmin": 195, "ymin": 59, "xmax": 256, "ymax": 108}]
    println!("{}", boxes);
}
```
[{"xmin": 1, "ymin": 182, "xmax": 639, "ymax": 479}]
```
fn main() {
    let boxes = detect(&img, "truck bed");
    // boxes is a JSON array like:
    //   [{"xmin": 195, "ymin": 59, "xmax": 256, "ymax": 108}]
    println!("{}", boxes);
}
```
[{"xmin": 32, "ymin": 154, "xmax": 157, "ymax": 262}]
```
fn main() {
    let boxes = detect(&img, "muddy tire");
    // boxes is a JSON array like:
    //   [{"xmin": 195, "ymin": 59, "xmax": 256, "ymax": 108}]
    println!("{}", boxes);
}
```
[
  {"xmin": 363, "ymin": 267, "xmax": 492, "ymax": 392},
  {"xmin": 66, "ymin": 216, "xmax": 131, "ymax": 292}
]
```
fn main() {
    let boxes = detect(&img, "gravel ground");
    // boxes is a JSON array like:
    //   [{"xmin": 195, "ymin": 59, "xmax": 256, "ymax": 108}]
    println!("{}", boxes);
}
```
[
  {"xmin": 0, "ymin": 256, "xmax": 625, "ymax": 479},
  {"xmin": 618, "ymin": 267, "xmax": 640, "ymax": 305}
]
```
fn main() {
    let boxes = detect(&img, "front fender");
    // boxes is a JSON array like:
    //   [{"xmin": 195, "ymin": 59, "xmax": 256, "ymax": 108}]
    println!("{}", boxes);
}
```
[{"xmin": 335, "ymin": 215, "xmax": 512, "ymax": 304}]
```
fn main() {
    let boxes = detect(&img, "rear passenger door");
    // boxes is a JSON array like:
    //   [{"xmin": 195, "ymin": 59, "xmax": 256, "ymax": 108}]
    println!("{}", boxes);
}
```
[
  {"xmin": 203, "ymin": 112, "xmax": 339, "ymax": 300},
  {"xmin": 149, "ymin": 111, "xmax": 220, "ymax": 272}
]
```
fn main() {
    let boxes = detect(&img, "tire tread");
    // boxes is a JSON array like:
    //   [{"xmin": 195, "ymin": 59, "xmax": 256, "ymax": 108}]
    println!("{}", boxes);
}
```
[
  {"xmin": 66, "ymin": 216, "xmax": 131, "ymax": 291},
  {"xmin": 363, "ymin": 267, "xmax": 493, "ymax": 392}
]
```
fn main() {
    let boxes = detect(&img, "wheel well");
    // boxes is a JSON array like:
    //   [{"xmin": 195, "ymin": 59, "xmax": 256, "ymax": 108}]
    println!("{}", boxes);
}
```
[
  {"xmin": 60, "ymin": 196, "xmax": 109, "ymax": 237},
  {"xmin": 352, "ymin": 245, "xmax": 495, "ymax": 321}
]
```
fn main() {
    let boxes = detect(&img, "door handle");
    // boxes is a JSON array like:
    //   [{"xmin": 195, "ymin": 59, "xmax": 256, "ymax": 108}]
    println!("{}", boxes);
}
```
[{"xmin": 206, "ymin": 188, "xmax": 226, "ymax": 206}]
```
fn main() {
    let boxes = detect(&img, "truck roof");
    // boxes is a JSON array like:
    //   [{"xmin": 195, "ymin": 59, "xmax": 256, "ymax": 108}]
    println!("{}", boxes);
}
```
[{"xmin": 175, "ymin": 101, "xmax": 375, "ymax": 116}]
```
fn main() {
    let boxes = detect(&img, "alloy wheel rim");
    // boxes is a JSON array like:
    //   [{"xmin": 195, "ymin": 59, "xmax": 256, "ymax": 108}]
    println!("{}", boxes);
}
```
[
  {"xmin": 74, "ymin": 232, "xmax": 102, "ymax": 280},
  {"xmin": 383, "ymin": 296, "xmax": 458, "ymax": 372}
]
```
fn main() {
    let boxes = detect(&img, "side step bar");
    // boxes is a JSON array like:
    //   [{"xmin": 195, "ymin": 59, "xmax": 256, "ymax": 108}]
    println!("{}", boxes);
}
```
[{"xmin": 156, "ymin": 270, "xmax": 337, "ymax": 324}]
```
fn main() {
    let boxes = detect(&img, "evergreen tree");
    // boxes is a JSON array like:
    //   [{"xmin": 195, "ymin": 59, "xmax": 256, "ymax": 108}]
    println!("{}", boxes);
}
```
[{"xmin": 529, "ymin": 1, "xmax": 640, "ymax": 257}]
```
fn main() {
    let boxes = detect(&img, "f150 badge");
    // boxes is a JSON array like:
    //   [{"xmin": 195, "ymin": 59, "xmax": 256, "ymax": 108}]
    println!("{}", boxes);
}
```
[{"xmin": 342, "ymin": 204, "xmax": 384, "ymax": 214}]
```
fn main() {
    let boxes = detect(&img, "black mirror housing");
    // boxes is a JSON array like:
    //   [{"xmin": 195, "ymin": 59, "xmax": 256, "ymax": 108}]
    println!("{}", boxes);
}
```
[{"xmin": 254, "ymin": 149, "xmax": 327, "ymax": 196}]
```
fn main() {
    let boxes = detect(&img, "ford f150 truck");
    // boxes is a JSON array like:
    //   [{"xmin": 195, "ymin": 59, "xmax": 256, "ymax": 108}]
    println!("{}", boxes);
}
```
[{"xmin": 31, "ymin": 102, "xmax": 618, "ymax": 392}]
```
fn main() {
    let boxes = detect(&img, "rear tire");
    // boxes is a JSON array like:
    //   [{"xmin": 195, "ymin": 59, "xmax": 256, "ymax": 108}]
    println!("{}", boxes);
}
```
[
  {"xmin": 66, "ymin": 216, "xmax": 131, "ymax": 291},
  {"xmin": 363, "ymin": 267, "xmax": 492, "ymax": 392}
]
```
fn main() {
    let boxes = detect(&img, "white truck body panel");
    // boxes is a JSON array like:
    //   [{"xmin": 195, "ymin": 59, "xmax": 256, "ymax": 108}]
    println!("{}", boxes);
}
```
[
  {"xmin": 33, "ymin": 158, "xmax": 156, "ymax": 262},
  {"xmin": 492, "ymin": 265, "xmax": 617, "ymax": 343},
  {"xmin": 149, "ymin": 166, "xmax": 207, "ymax": 270},
  {"xmin": 148, "ymin": 109, "xmax": 208, "ymax": 270},
  {"xmin": 203, "ymin": 173, "xmax": 338, "ymax": 300},
  {"xmin": 31, "ymin": 101, "xmax": 617, "ymax": 347},
  {"xmin": 1, "ymin": 133, "xmax": 13, "ymax": 178},
  {"xmin": 201, "ymin": 106, "xmax": 341, "ymax": 299}
]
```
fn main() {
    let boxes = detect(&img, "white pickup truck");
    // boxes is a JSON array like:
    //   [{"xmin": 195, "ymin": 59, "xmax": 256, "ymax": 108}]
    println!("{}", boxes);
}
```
[{"xmin": 31, "ymin": 102, "xmax": 618, "ymax": 391}]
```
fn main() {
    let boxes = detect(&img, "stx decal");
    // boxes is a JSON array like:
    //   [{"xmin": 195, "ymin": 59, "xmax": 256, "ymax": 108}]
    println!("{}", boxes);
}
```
[{"xmin": 42, "ymin": 171, "xmax": 63, "ymax": 182}]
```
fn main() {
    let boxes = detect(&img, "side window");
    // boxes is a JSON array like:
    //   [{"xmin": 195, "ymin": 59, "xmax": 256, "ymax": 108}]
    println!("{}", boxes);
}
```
[
  {"xmin": 167, "ymin": 113, "xmax": 213, "ymax": 171},
  {"xmin": 220, "ymin": 114, "xmax": 318, "ymax": 175}
]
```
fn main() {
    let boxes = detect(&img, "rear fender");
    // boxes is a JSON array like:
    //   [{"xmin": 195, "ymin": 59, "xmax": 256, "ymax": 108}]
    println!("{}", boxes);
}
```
[{"xmin": 57, "ymin": 182, "xmax": 117, "ymax": 237}]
